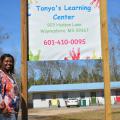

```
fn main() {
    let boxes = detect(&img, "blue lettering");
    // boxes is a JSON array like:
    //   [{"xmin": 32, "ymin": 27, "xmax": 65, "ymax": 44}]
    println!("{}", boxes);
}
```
[{"xmin": 53, "ymin": 14, "xmax": 75, "ymax": 20}]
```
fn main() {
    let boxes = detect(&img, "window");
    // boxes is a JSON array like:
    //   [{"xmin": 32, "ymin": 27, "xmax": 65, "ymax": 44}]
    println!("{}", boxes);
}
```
[
  {"xmin": 91, "ymin": 92, "xmax": 96, "ymax": 97},
  {"xmin": 116, "ymin": 90, "xmax": 120, "ymax": 96},
  {"xmin": 99, "ymin": 91, "xmax": 104, "ymax": 97},
  {"xmin": 33, "ymin": 94, "xmax": 41, "ymax": 99},
  {"xmin": 101, "ymin": 92, "xmax": 104, "ymax": 97},
  {"xmin": 80, "ymin": 92, "xmax": 85, "ymax": 98},
  {"xmin": 52, "ymin": 95, "xmax": 57, "ymax": 99},
  {"xmin": 41, "ymin": 94, "xmax": 46, "ymax": 101},
  {"xmin": 62, "ymin": 93, "xmax": 68, "ymax": 99}
]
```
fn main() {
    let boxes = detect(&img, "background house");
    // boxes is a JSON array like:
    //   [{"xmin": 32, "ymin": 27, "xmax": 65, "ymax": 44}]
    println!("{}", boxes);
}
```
[{"xmin": 28, "ymin": 82, "xmax": 120, "ymax": 108}]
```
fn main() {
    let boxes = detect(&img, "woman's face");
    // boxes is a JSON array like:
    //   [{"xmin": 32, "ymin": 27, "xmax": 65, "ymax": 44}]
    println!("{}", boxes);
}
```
[{"xmin": 2, "ymin": 57, "xmax": 13, "ymax": 72}]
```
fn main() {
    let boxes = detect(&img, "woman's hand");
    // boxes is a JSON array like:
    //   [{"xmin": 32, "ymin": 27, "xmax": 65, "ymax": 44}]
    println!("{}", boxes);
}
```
[
  {"xmin": 2, "ymin": 108, "xmax": 12, "ymax": 117},
  {"xmin": 2, "ymin": 105, "xmax": 12, "ymax": 117},
  {"xmin": 0, "ymin": 100, "xmax": 5, "ymax": 109},
  {"xmin": 0, "ymin": 101, "xmax": 11, "ymax": 116}
]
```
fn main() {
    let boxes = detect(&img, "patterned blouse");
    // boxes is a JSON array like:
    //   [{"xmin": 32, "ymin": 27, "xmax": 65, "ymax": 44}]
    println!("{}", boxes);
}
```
[{"xmin": 0, "ymin": 70, "xmax": 19, "ymax": 113}]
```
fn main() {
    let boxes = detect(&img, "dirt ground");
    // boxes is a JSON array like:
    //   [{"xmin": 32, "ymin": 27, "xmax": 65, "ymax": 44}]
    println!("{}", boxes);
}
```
[
  {"xmin": 26, "ymin": 105, "xmax": 120, "ymax": 120},
  {"xmin": 28, "ymin": 106, "xmax": 102, "ymax": 120}
]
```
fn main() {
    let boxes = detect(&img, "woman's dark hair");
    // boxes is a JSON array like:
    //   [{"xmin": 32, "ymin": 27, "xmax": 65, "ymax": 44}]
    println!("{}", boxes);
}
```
[{"xmin": 0, "ymin": 53, "xmax": 15, "ymax": 74}]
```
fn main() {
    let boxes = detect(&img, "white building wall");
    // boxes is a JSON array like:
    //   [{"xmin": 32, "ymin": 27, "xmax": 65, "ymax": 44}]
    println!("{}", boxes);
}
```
[
  {"xmin": 96, "ymin": 92, "xmax": 104, "ymax": 105},
  {"xmin": 111, "ymin": 91, "xmax": 116, "ymax": 104},
  {"xmin": 111, "ymin": 96, "xmax": 115, "ymax": 105},
  {"xmin": 97, "ymin": 97, "xmax": 104, "ymax": 105},
  {"xmin": 59, "ymin": 98, "xmax": 66, "ymax": 107},
  {"xmin": 32, "ymin": 90, "xmax": 117, "ymax": 108},
  {"xmin": 57, "ymin": 94, "xmax": 66, "ymax": 107},
  {"xmin": 96, "ymin": 96, "xmax": 116, "ymax": 105},
  {"xmin": 33, "ymin": 99, "xmax": 49, "ymax": 108}
]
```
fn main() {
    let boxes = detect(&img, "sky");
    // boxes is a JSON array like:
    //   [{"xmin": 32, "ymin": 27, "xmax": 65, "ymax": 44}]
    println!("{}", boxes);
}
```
[
  {"xmin": 0, "ymin": 0, "xmax": 120, "ymax": 70},
  {"xmin": 107, "ymin": 0, "xmax": 120, "ymax": 44},
  {"xmin": 0, "ymin": 0, "xmax": 21, "ymax": 68}
]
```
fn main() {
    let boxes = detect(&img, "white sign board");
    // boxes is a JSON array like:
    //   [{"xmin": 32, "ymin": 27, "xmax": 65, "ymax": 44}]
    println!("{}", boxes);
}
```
[{"xmin": 28, "ymin": 0, "xmax": 101, "ymax": 61}]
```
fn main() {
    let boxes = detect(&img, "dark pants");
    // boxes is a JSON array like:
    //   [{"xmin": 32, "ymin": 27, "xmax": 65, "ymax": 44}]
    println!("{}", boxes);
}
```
[{"xmin": 0, "ymin": 113, "xmax": 17, "ymax": 120}]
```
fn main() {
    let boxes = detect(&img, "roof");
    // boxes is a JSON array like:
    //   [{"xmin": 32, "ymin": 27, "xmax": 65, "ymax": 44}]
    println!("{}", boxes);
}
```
[{"xmin": 28, "ymin": 82, "xmax": 120, "ymax": 93}]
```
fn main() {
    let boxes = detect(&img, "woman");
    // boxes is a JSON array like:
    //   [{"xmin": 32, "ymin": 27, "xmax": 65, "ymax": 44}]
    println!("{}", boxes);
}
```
[{"xmin": 0, "ymin": 54, "xmax": 19, "ymax": 120}]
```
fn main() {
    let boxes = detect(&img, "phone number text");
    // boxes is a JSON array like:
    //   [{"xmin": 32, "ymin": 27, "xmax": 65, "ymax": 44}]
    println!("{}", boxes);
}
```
[{"xmin": 43, "ymin": 39, "xmax": 86, "ymax": 46}]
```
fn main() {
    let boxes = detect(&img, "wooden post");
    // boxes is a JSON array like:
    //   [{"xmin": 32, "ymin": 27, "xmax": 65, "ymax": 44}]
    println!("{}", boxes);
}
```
[
  {"xmin": 100, "ymin": 0, "xmax": 112, "ymax": 120},
  {"xmin": 21, "ymin": 0, "xmax": 28, "ymax": 120}
]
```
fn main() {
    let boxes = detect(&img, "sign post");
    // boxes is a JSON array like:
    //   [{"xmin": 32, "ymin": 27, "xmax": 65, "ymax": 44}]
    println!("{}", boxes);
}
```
[
  {"xmin": 21, "ymin": 0, "xmax": 28, "ymax": 120},
  {"xmin": 100, "ymin": 0, "xmax": 112, "ymax": 120}
]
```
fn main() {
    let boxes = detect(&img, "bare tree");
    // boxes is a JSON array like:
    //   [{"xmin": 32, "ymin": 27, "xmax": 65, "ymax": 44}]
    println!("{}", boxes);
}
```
[
  {"xmin": 110, "ymin": 47, "xmax": 119, "ymax": 81},
  {"xmin": 0, "ymin": 27, "xmax": 10, "ymax": 54},
  {"xmin": 109, "ymin": 17, "xmax": 120, "ymax": 81},
  {"xmin": 110, "ymin": 18, "xmax": 120, "ymax": 37},
  {"xmin": 0, "ymin": 27, "xmax": 10, "ymax": 41}
]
